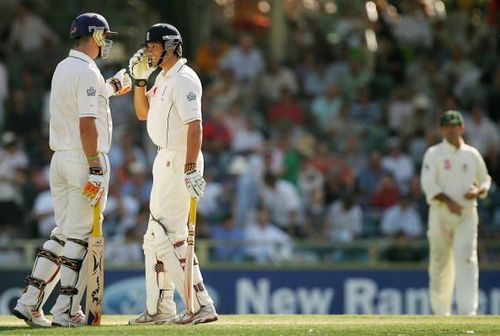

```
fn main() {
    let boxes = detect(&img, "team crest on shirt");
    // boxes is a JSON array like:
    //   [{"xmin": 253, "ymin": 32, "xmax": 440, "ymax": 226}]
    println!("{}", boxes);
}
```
[
  {"xmin": 444, "ymin": 159, "xmax": 451, "ymax": 170},
  {"xmin": 187, "ymin": 92, "xmax": 196, "ymax": 101},
  {"xmin": 87, "ymin": 87, "xmax": 96, "ymax": 96}
]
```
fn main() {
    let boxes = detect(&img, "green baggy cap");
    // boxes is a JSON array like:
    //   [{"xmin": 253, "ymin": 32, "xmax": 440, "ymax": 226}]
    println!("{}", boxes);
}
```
[{"xmin": 439, "ymin": 110, "xmax": 464, "ymax": 126}]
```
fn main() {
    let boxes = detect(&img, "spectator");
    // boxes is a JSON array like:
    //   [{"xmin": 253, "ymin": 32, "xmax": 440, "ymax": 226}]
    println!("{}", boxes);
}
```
[
  {"xmin": 381, "ymin": 193, "xmax": 424, "ymax": 238},
  {"xmin": 371, "ymin": 173, "xmax": 400, "ymax": 209},
  {"xmin": 105, "ymin": 181, "xmax": 141, "ymax": 237},
  {"xmin": 8, "ymin": 1, "xmax": 59, "ymax": 54},
  {"xmin": 303, "ymin": 189, "xmax": 327, "ymax": 241},
  {"xmin": 260, "ymin": 172, "xmax": 303, "ymax": 238},
  {"xmin": 244, "ymin": 207, "xmax": 292, "ymax": 264},
  {"xmin": 311, "ymin": 82, "xmax": 342, "ymax": 129},
  {"xmin": 230, "ymin": 116, "xmax": 264, "ymax": 153},
  {"xmin": 205, "ymin": 69, "xmax": 240, "ymax": 112},
  {"xmin": 349, "ymin": 86, "xmax": 382, "ymax": 128},
  {"xmin": 357, "ymin": 150, "xmax": 387, "ymax": 206},
  {"xmin": 32, "ymin": 187, "xmax": 54, "ymax": 237},
  {"xmin": 0, "ymin": 132, "xmax": 27, "ymax": 230},
  {"xmin": 267, "ymin": 88, "xmax": 305, "ymax": 128},
  {"xmin": 219, "ymin": 34, "xmax": 264, "ymax": 83},
  {"xmin": 105, "ymin": 228, "xmax": 143, "ymax": 265},
  {"xmin": 464, "ymin": 103, "xmax": 499, "ymax": 159},
  {"xmin": 211, "ymin": 214, "xmax": 245, "ymax": 262},
  {"xmin": 260, "ymin": 59, "xmax": 298, "ymax": 103},
  {"xmin": 381, "ymin": 137, "xmax": 415, "ymax": 188},
  {"xmin": 194, "ymin": 33, "xmax": 230, "ymax": 79},
  {"xmin": 121, "ymin": 161, "xmax": 153, "ymax": 206},
  {"xmin": 324, "ymin": 193, "xmax": 363, "ymax": 242}
]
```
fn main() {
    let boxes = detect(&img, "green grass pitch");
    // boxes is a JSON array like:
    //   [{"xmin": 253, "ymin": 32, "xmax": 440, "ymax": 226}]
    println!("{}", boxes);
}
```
[{"xmin": 1, "ymin": 315, "xmax": 500, "ymax": 335}]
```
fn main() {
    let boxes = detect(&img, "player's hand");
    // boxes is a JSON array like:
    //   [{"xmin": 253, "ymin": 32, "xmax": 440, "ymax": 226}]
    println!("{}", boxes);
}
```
[
  {"xmin": 446, "ymin": 199, "xmax": 463, "ymax": 216},
  {"xmin": 128, "ymin": 48, "xmax": 155, "ymax": 87},
  {"xmin": 83, "ymin": 166, "xmax": 105, "ymax": 207},
  {"xmin": 184, "ymin": 166, "xmax": 206, "ymax": 201},
  {"xmin": 105, "ymin": 69, "xmax": 132, "ymax": 96},
  {"xmin": 464, "ymin": 185, "xmax": 480, "ymax": 200}
]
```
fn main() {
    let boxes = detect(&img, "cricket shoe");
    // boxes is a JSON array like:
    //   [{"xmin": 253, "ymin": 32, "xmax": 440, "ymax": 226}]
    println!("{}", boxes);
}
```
[
  {"xmin": 175, "ymin": 304, "xmax": 218, "ymax": 325},
  {"xmin": 52, "ymin": 309, "xmax": 85, "ymax": 327},
  {"xmin": 128, "ymin": 311, "xmax": 177, "ymax": 325},
  {"xmin": 12, "ymin": 302, "xmax": 51, "ymax": 327}
]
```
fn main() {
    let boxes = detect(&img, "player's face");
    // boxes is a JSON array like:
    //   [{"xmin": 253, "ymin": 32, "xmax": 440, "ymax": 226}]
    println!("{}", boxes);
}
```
[
  {"xmin": 144, "ymin": 42, "xmax": 164, "ymax": 67},
  {"xmin": 440, "ymin": 124, "xmax": 464, "ymax": 143}
]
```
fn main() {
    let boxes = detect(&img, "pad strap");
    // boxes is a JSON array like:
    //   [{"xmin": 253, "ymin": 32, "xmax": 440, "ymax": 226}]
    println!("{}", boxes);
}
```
[
  {"xmin": 67, "ymin": 237, "xmax": 88, "ymax": 248},
  {"xmin": 60, "ymin": 286, "xmax": 78, "ymax": 296},
  {"xmin": 50, "ymin": 235, "xmax": 66, "ymax": 247},
  {"xmin": 36, "ymin": 248, "xmax": 61, "ymax": 265},
  {"xmin": 25, "ymin": 276, "xmax": 46, "ymax": 290},
  {"xmin": 60, "ymin": 256, "xmax": 83, "ymax": 271}
]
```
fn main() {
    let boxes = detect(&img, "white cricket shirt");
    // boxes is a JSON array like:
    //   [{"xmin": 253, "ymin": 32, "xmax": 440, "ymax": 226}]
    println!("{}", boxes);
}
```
[
  {"xmin": 49, "ymin": 49, "xmax": 112, "ymax": 153},
  {"xmin": 421, "ymin": 139, "xmax": 491, "ymax": 208},
  {"xmin": 147, "ymin": 58, "xmax": 202, "ymax": 151}
]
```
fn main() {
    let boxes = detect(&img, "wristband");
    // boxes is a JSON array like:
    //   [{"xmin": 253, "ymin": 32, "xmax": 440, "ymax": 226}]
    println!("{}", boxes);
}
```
[
  {"xmin": 87, "ymin": 155, "xmax": 99, "ymax": 161},
  {"xmin": 134, "ymin": 79, "xmax": 147, "ymax": 87},
  {"xmin": 184, "ymin": 162, "xmax": 197, "ymax": 173}
]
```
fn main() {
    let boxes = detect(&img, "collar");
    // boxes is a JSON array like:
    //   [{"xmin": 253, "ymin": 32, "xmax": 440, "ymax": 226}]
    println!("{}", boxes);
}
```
[
  {"xmin": 68, "ymin": 49, "xmax": 96, "ymax": 66},
  {"xmin": 442, "ymin": 138, "xmax": 464, "ymax": 152},
  {"xmin": 161, "ymin": 58, "xmax": 187, "ymax": 78}
]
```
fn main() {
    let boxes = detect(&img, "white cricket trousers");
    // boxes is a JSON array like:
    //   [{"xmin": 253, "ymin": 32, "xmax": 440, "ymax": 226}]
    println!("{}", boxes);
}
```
[
  {"xmin": 427, "ymin": 205, "xmax": 478, "ymax": 316},
  {"xmin": 50, "ymin": 151, "xmax": 109, "ymax": 240},
  {"xmin": 149, "ymin": 149, "xmax": 203, "ymax": 241}
]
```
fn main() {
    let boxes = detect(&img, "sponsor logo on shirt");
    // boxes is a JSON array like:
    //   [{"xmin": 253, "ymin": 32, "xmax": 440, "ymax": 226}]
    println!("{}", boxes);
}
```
[
  {"xmin": 87, "ymin": 87, "xmax": 96, "ymax": 96},
  {"xmin": 161, "ymin": 86, "xmax": 168, "ymax": 101},
  {"xmin": 187, "ymin": 92, "xmax": 196, "ymax": 101},
  {"xmin": 444, "ymin": 159, "xmax": 451, "ymax": 170}
]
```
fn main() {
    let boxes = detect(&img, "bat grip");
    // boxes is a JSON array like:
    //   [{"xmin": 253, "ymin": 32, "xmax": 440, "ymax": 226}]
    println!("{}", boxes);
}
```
[{"xmin": 92, "ymin": 200, "xmax": 102, "ymax": 237}]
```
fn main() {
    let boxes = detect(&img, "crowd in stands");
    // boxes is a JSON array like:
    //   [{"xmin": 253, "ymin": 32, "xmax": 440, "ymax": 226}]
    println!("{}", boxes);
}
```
[{"xmin": 0, "ymin": 1, "xmax": 499, "ymax": 265}]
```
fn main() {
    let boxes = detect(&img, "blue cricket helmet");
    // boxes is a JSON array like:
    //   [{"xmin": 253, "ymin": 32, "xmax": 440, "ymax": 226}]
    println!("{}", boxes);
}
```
[{"xmin": 69, "ymin": 12, "xmax": 117, "ymax": 39}]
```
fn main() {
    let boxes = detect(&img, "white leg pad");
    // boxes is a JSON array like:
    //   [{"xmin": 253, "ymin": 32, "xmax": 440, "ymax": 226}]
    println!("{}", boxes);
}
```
[
  {"xmin": 148, "ymin": 221, "xmax": 213, "ymax": 312},
  {"xmin": 19, "ymin": 237, "xmax": 64, "ymax": 309},
  {"xmin": 51, "ymin": 238, "xmax": 88, "ymax": 317},
  {"xmin": 143, "ymin": 228, "xmax": 176, "ymax": 315}
]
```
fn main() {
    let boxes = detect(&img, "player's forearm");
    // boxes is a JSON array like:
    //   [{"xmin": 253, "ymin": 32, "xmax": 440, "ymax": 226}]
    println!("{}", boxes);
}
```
[
  {"xmin": 79, "ymin": 117, "xmax": 100, "ymax": 165},
  {"xmin": 133, "ymin": 87, "xmax": 149, "ymax": 120},
  {"xmin": 185, "ymin": 120, "xmax": 202, "ymax": 166}
]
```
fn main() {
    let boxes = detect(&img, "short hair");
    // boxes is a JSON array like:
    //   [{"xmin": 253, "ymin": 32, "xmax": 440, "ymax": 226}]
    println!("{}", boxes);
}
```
[{"xmin": 73, "ymin": 35, "xmax": 92, "ymax": 48}]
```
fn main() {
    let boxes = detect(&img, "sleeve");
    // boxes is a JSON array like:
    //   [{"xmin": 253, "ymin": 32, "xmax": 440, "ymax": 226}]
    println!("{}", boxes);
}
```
[
  {"xmin": 76, "ymin": 69, "xmax": 99, "ymax": 118},
  {"xmin": 474, "ymin": 150, "xmax": 492, "ymax": 199},
  {"xmin": 173, "ymin": 75, "xmax": 202, "ymax": 123},
  {"xmin": 420, "ymin": 149, "xmax": 443, "ymax": 204}
]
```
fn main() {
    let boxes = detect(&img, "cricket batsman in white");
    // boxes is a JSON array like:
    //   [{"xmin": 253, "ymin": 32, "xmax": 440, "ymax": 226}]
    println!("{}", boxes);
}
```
[
  {"xmin": 127, "ymin": 23, "xmax": 217, "ymax": 325},
  {"xmin": 12, "ymin": 12, "xmax": 130, "ymax": 327}
]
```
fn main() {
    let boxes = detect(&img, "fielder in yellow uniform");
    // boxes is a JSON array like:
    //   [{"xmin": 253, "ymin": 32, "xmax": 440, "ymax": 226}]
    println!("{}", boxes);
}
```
[{"xmin": 421, "ymin": 110, "xmax": 491, "ymax": 316}]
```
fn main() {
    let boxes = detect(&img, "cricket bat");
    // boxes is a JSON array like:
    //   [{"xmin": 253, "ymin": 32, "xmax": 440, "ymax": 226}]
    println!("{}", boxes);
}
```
[
  {"xmin": 85, "ymin": 200, "xmax": 104, "ymax": 325},
  {"xmin": 184, "ymin": 197, "xmax": 197, "ymax": 314}
]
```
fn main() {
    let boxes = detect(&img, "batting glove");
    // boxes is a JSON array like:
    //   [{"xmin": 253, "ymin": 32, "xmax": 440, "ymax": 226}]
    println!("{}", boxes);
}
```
[
  {"xmin": 128, "ymin": 48, "xmax": 155, "ymax": 87},
  {"xmin": 184, "ymin": 166, "xmax": 206, "ymax": 201},
  {"xmin": 83, "ymin": 167, "xmax": 105, "ymax": 207},
  {"xmin": 105, "ymin": 69, "xmax": 132, "ymax": 97}
]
